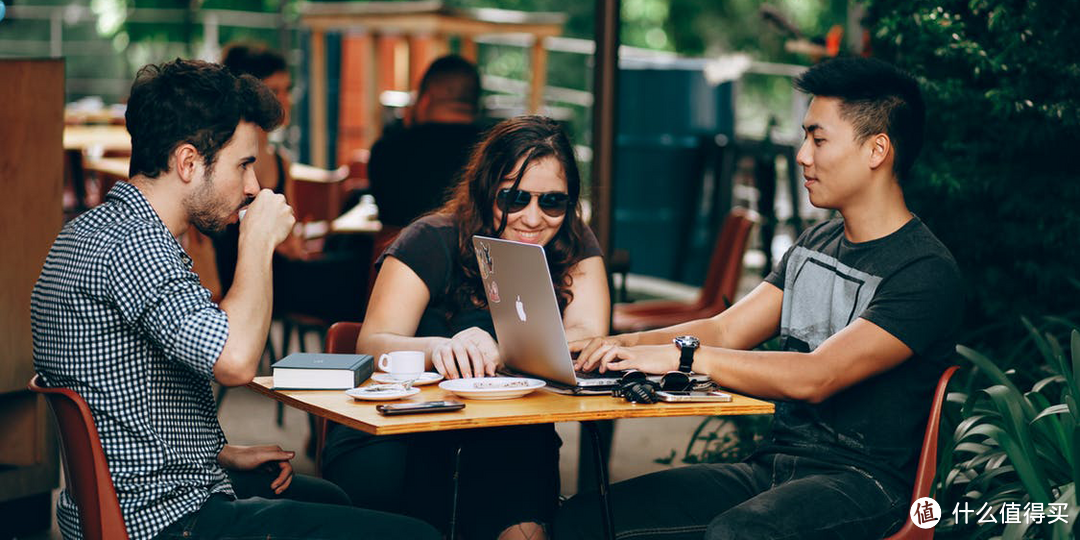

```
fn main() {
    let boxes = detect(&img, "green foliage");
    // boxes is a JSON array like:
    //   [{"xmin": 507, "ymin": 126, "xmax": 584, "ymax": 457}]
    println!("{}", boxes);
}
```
[
  {"xmin": 863, "ymin": 1, "xmax": 1080, "ymax": 353},
  {"xmin": 629, "ymin": 0, "xmax": 845, "ymax": 59},
  {"xmin": 672, "ymin": 414, "xmax": 773, "ymax": 465},
  {"xmin": 937, "ymin": 324, "xmax": 1079, "ymax": 539}
]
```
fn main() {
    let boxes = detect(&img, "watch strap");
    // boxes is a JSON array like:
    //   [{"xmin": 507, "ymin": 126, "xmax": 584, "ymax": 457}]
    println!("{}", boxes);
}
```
[{"xmin": 678, "ymin": 346, "xmax": 694, "ymax": 373}]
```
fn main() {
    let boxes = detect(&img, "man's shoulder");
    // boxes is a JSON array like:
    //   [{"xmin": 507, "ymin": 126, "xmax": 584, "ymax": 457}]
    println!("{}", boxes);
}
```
[
  {"xmin": 53, "ymin": 205, "xmax": 166, "ymax": 264},
  {"xmin": 900, "ymin": 218, "xmax": 962, "ymax": 282},
  {"xmin": 907, "ymin": 217, "xmax": 957, "ymax": 257},
  {"xmin": 380, "ymin": 122, "xmax": 483, "ymax": 146}
]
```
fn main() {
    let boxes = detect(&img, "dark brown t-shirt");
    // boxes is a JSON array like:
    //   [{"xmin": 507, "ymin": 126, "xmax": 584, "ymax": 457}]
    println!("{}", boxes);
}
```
[{"xmin": 377, "ymin": 213, "xmax": 603, "ymax": 340}]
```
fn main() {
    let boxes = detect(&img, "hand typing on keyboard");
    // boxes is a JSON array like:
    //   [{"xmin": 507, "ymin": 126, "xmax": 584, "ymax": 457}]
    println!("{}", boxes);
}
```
[{"xmin": 570, "ymin": 336, "xmax": 680, "ymax": 375}]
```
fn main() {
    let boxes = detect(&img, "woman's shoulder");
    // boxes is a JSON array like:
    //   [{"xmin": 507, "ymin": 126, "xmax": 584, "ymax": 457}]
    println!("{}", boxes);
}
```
[
  {"xmin": 400, "ymin": 214, "xmax": 457, "ymax": 241},
  {"xmin": 389, "ymin": 214, "xmax": 459, "ymax": 260},
  {"xmin": 577, "ymin": 224, "xmax": 603, "ymax": 259}
]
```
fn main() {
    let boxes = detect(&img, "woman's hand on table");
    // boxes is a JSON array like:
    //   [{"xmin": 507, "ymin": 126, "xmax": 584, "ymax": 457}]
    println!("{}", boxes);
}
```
[
  {"xmin": 430, "ymin": 327, "xmax": 501, "ymax": 379},
  {"xmin": 217, "ymin": 444, "xmax": 295, "ymax": 495}
]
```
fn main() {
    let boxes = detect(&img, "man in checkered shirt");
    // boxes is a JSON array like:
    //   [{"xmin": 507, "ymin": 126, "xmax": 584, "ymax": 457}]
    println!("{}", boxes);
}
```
[{"xmin": 31, "ymin": 59, "xmax": 439, "ymax": 540}]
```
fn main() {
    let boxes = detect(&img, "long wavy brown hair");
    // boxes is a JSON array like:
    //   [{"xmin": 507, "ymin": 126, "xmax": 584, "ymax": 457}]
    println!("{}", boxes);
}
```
[{"xmin": 437, "ymin": 115, "xmax": 590, "ymax": 316}]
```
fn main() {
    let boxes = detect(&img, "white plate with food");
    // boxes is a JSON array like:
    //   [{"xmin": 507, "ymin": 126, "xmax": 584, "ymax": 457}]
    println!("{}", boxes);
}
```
[
  {"xmin": 345, "ymin": 385, "xmax": 421, "ymax": 401},
  {"xmin": 437, "ymin": 377, "xmax": 546, "ymax": 400},
  {"xmin": 371, "ymin": 372, "xmax": 444, "ymax": 385}
]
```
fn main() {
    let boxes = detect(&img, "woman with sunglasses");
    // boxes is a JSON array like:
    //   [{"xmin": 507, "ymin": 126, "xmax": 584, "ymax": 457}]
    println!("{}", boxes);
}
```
[{"xmin": 320, "ymin": 116, "xmax": 609, "ymax": 539}]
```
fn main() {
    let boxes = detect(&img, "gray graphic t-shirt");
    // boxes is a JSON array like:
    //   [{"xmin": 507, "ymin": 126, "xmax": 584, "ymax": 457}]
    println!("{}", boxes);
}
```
[{"xmin": 760, "ymin": 216, "xmax": 962, "ymax": 492}]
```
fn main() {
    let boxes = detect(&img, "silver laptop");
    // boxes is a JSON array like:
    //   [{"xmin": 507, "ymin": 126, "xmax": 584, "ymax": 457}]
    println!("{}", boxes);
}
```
[
  {"xmin": 472, "ymin": 235, "xmax": 709, "ymax": 394},
  {"xmin": 472, "ymin": 235, "xmax": 620, "ymax": 392}
]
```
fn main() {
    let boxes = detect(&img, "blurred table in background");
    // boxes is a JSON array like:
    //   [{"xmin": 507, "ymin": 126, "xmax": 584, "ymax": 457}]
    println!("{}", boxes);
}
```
[{"xmin": 63, "ymin": 125, "xmax": 131, "ymax": 154}]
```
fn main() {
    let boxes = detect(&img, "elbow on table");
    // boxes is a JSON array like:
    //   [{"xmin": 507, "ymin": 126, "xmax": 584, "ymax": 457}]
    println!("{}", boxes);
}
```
[{"xmin": 213, "ymin": 354, "xmax": 257, "ymax": 387}]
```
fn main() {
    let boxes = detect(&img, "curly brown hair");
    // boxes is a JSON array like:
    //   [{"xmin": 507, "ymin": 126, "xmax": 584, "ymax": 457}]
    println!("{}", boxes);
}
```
[
  {"xmin": 126, "ymin": 59, "xmax": 282, "ymax": 179},
  {"xmin": 437, "ymin": 115, "xmax": 590, "ymax": 316}
]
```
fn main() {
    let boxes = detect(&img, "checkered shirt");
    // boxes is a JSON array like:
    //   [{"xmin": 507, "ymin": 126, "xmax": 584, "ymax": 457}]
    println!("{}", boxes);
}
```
[{"xmin": 31, "ymin": 181, "xmax": 234, "ymax": 540}]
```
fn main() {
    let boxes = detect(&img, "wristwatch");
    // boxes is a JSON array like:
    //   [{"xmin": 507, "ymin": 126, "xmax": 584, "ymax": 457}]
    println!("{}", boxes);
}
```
[{"xmin": 673, "ymin": 335, "xmax": 700, "ymax": 373}]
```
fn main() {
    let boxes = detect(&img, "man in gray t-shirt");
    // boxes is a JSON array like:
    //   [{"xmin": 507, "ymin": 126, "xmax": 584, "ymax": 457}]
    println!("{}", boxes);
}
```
[{"xmin": 558, "ymin": 57, "xmax": 962, "ymax": 540}]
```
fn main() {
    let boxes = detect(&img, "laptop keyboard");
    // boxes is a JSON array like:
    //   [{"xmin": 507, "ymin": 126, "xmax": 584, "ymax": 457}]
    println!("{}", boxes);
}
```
[{"xmin": 575, "ymin": 369, "xmax": 628, "ymax": 380}]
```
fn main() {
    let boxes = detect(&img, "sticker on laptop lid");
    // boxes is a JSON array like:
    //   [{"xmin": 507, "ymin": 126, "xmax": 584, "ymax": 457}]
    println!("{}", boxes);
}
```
[
  {"xmin": 488, "ymin": 280, "xmax": 501, "ymax": 303},
  {"xmin": 476, "ymin": 241, "xmax": 495, "ymax": 277}
]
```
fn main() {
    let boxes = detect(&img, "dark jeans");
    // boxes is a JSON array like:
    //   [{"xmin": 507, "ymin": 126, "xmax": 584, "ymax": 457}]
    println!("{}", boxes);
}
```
[
  {"xmin": 152, "ymin": 469, "xmax": 440, "ymax": 540},
  {"xmin": 322, "ymin": 423, "xmax": 562, "ymax": 539},
  {"xmin": 554, "ymin": 453, "xmax": 907, "ymax": 540}
]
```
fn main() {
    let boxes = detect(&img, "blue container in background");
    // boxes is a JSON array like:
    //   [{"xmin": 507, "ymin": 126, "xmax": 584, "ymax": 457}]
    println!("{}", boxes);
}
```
[{"xmin": 615, "ymin": 58, "xmax": 734, "ymax": 284}]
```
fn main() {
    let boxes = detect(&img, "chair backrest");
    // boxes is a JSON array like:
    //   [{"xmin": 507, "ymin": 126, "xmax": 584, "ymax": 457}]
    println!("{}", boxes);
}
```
[
  {"xmin": 697, "ymin": 207, "xmax": 758, "ymax": 311},
  {"xmin": 326, "ymin": 321, "xmax": 363, "ymax": 354},
  {"xmin": 884, "ymin": 365, "xmax": 960, "ymax": 540},
  {"xmin": 291, "ymin": 176, "xmax": 346, "ymax": 224},
  {"xmin": 28, "ymin": 375, "xmax": 129, "ymax": 540}
]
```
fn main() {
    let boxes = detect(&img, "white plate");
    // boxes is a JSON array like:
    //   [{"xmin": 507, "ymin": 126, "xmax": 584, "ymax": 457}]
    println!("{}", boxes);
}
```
[
  {"xmin": 345, "ymin": 385, "xmax": 421, "ymax": 401},
  {"xmin": 371, "ymin": 372, "xmax": 444, "ymax": 385},
  {"xmin": 438, "ymin": 377, "xmax": 546, "ymax": 400}
]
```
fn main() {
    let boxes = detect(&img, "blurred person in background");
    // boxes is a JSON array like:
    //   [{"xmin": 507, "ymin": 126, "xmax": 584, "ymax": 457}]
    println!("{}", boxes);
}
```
[{"xmin": 369, "ymin": 54, "xmax": 488, "ymax": 229}]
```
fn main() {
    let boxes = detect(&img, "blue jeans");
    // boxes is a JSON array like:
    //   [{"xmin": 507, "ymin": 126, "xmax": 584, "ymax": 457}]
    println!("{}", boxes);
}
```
[
  {"xmin": 152, "ymin": 469, "xmax": 440, "ymax": 540},
  {"xmin": 554, "ymin": 453, "xmax": 908, "ymax": 540}
]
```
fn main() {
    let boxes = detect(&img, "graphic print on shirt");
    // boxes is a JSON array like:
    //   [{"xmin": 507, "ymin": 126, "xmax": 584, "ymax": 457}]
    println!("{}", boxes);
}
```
[{"xmin": 779, "ymin": 246, "xmax": 883, "ymax": 353}]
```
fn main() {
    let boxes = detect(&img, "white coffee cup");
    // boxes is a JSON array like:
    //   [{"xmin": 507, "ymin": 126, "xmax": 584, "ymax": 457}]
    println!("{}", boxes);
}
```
[{"xmin": 378, "ymin": 351, "xmax": 425, "ymax": 381}]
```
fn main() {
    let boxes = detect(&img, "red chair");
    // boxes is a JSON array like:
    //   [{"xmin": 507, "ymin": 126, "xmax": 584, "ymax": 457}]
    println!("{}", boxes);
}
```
[
  {"xmin": 313, "ymin": 321, "xmax": 364, "ymax": 474},
  {"xmin": 884, "ymin": 365, "xmax": 960, "ymax": 540},
  {"xmin": 27, "ymin": 375, "xmax": 129, "ymax": 540},
  {"xmin": 613, "ymin": 208, "xmax": 757, "ymax": 333}
]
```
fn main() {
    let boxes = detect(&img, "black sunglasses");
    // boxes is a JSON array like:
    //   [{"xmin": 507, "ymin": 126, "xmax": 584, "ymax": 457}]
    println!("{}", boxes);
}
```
[
  {"xmin": 619, "ymin": 370, "xmax": 693, "ymax": 392},
  {"xmin": 496, "ymin": 188, "xmax": 570, "ymax": 217}
]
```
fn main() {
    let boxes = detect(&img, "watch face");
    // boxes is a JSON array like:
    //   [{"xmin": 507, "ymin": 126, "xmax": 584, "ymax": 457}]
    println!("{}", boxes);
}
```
[{"xmin": 674, "ymin": 336, "xmax": 700, "ymax": 349}]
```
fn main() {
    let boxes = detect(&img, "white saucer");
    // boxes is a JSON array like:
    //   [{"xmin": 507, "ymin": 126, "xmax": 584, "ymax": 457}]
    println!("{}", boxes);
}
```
[
  {"xmin": 438, "ymin": 377, "xmax": 545, "ymax": 400},
  {"xmin": 371, "ymin": 372, "xmax": 444, "ymax": 385},
  {"xmin": 345, "ymin": 385, "xmax": 421, "ymax": 401}
]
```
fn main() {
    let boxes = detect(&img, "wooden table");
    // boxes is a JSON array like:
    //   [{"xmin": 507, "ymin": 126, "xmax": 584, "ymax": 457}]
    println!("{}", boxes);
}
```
[
  {"xmin": 329, "ymin": 202, "xmax": 382, "ymax": 235},
  {"xmin": 83, "ymin": 157, "xmax": 129, "ymax": 179},
  {"xmin": 63, "ymin": 125, "xmax": 131, "ymax": 153},
  {"xmin": 247, "ymin": 376, "xmax": 772, "ymax": 435},
  {"xmin": 291, "ymin": 162, "xmax": 349, "ymax": 183},
  {"xmin": 247, "ymin": 376, "xmax": 773, "ymax": 538}
]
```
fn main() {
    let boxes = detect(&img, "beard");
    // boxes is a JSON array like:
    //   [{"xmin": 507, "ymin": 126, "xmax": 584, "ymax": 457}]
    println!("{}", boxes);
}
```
[{"xmin": 185, "ymin": 168, "xmax": 237, "ymax": 235}]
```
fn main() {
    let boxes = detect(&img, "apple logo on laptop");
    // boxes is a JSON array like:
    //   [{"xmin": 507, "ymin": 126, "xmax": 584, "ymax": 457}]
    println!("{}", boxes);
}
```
[{"xmin": 515, "ymin": 295, "xmax": 527, "ymax": 322}]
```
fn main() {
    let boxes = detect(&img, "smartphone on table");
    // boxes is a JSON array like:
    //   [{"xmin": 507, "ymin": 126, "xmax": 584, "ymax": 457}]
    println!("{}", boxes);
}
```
[
  {"xmin": 376, "ymin": 400, "xmax": 466, "ymax": 415},
  {"xmin": 655, "ymin": 391, "xmax": 732, "ymax": 403}
]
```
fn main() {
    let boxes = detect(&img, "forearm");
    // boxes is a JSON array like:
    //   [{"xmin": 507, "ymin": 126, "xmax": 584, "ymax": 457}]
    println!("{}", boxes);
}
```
[
  {"xmin": 215, "ymin": 238, "xmax": 275, "ymax": 385},
  {"xmin": 217, "ymin": 444, "xmax": 239, "ymax": 469},
  {"xmin": 693, "ymin": 347, "xmax": 829, "ymax": 403}
]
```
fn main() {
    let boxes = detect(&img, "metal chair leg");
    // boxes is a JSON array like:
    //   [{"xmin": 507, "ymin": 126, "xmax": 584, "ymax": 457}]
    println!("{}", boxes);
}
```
[
  {"xmin": 584, "ymin": 421, "xmax": 616, "ymax": 540},
  {"xmin": 578, "ymin": 420, "xmax": 614, "ymax": 497},
  {"xmin": 448, "ymin": 443, "xmax": 464, "ymax": 539}
]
